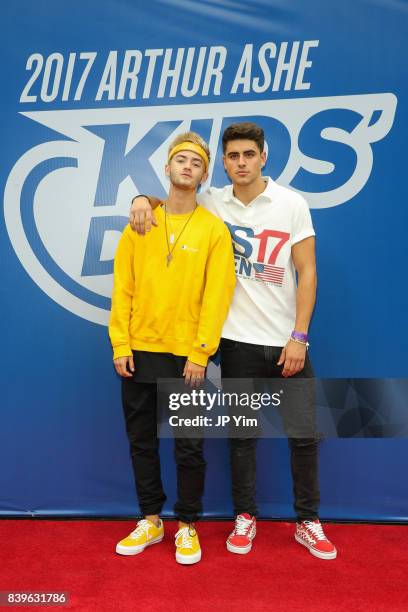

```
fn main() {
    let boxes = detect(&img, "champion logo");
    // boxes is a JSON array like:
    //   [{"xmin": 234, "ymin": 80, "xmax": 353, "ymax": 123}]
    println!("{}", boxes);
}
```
[{"xmin": 181, "ymin": 245, "xmax": 199, "ymax": 252}]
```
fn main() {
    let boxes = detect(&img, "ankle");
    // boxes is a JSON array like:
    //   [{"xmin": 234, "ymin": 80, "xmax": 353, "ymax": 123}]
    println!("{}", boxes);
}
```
[
  {"xmin": 178, "ymin": 521, "xmax": 194, "ymax": 530},
  {"xmin": 145, "ymin": 515, "xmax": 160, "ymax": 528}
]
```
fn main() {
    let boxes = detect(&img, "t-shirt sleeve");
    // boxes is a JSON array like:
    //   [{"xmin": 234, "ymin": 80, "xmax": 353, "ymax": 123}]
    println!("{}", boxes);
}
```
[{"xmin": 291, "ymin": 195, "xmax": 316, "ymax": 246}]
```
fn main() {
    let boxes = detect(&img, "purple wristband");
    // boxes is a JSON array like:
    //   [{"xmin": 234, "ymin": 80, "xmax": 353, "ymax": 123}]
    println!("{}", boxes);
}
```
[{"xmin": 291, "ymin": 330, "xmax": 309, "ymax": 342}]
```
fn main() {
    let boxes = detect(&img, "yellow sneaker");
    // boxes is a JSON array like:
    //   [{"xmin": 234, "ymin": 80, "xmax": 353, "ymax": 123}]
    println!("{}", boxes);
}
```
[
  {"xmin": 175, "ymin": 525, "xmax": 201, "ymax": 565},
  {"xmin": 116, "ymin": 519, "xmax": 164, "ymax": 556}
]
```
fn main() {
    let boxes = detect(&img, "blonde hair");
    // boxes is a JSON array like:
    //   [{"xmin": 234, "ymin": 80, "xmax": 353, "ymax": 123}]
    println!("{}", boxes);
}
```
[{"xmin": 168, "ymin": 131, "xmax": 211, "ymax": 163}]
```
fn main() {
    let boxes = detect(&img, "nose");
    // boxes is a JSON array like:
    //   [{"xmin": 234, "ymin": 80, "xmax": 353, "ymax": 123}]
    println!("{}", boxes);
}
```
[{"xmin": 238, "ymin": 155, "xmax": 246, "ymax": 166}]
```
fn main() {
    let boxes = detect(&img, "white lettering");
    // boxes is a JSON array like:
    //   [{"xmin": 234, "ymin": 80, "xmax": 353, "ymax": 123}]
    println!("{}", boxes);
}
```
[
  {"xmin": 202, "ymin": 46, "xmax": 226, "ymax": 96},
  {"xmin": 117, "ymin": 50, "xmax": 142, "ymax": 100},
  {"xmin": 252, "ymin": 43, "xmax": 277, "ymax": 94},
  {"xmin": 158, "ymin": 48, "xmax": 185, "ymax": 98},
  {"xmin": 272, "ymin": 41, "xmax": 300, "ymax": 91},
  {"xmin": 181, "ymin": 47, "xmax": 206, "ymax": 97},
  {"xmin": 295, "ymin": 40, "xmax": 319, "ymax": 90},
  {"xmin": 142, "ymin": 48, "xmax": 163, "ymax": 98},
  {"xmin": 96, "ymin": 51, "xmax": 117, "ymax": 101},
  {"xmin": 231, "ymin": 44, "xmax": 252, "ymax": 94}
]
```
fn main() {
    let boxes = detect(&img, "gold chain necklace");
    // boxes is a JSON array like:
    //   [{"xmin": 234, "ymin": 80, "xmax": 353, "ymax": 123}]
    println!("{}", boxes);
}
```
[{"xmin": 164, "ymin": 203, "xmax": 198, "ymax": 266}]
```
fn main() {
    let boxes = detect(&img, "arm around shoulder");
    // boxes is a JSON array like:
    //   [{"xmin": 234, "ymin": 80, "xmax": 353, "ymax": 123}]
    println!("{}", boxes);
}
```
[{"xmin": 129, "ymin": 195, "xmax": 161, "ymax": 234}]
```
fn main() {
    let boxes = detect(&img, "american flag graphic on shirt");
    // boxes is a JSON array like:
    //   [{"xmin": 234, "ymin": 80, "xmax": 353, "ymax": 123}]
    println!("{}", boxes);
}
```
[{"xmin": 253, "ymin": 263, "xmax": 285, "ymax": 286}]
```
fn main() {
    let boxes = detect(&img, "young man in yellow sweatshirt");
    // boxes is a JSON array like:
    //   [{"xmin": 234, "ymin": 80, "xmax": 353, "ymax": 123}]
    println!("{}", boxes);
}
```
[{"xmin": 109, "ymin": 132, "xmax": 235, "ymax": 565}]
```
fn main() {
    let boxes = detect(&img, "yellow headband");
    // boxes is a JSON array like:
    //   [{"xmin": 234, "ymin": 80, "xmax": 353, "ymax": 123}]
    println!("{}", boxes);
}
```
[{"xmin": 168, "ymin": 142, "xmax": 209, "ymax": 171}]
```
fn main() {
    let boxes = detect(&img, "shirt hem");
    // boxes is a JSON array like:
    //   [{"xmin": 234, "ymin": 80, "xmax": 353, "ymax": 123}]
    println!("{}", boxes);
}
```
[
  {"xmin": 131, "ymin": 338, "xmax": 193, "ymax": 358},
  {"xmin": 221, "ymin": 333, "xmax": 290, "ymax": 348}
]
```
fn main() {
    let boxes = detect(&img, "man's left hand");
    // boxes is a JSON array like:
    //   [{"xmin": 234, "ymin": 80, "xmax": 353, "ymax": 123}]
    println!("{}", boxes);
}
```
[{"xmin": 277, "ymin": 340, "xmax": 306, "ymax": 377}]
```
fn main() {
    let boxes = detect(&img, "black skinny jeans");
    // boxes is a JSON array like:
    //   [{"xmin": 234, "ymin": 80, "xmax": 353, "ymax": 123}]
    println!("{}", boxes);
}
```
[
  {"xmin": 121, "ymin": 355, "xmax": 206, "ymax": 524},
  {"xmin": 220, "ymin": 338, "xmax": 320, "ymax": 522}
]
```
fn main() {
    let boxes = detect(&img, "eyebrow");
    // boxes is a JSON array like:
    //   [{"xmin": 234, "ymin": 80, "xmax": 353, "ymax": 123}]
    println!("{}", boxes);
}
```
[
  {"xmin": 227, "ymin": 149, "xmax": 257, "ymax": 155},
  {"xmin": 174, "ymin": 153, "xmax": 203, "ymax": 163}
]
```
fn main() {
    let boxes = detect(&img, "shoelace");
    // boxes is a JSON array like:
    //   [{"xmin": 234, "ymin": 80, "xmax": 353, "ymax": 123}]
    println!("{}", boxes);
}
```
[
  {"xmin": 233, "ymin": 515, "xmax": 253, "ymax": 535},
  {"xmin": 303, "ymin": 520, "xmax": 326, "ymax": 541},
  {"xmin": 175, "ymin": 526, "xmax": 195, "ymax": 549},
  {"xmin": 130, "ymin": 519, "xmax": 152, "ymax": 540}
]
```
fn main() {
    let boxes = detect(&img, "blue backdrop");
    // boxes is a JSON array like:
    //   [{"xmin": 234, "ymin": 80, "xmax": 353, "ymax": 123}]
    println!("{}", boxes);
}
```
[{"xmin": 1, "ymin": 0, "xmax": 407, "ymax": 519}]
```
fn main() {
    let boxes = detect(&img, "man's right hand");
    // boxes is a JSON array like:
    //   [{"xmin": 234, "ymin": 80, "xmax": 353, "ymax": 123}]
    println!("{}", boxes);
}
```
[
  {"xmin": 114, "ymin": 355, "xmax": 135, "ymax": 377},
  {"xmin": 129, "ymin": 196, "xmax": 157, "ymax": 234}
]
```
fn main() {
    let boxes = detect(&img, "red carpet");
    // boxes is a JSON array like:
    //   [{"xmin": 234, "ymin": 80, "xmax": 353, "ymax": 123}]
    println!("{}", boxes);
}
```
[{"xmin": 1, "ymin": 520, "xmax": 407, "ymax": 611}]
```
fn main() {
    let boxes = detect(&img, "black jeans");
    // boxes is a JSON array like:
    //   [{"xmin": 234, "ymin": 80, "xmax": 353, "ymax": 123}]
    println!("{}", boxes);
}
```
[
  {"xmin": 220, "ymin": 338, "xmax": 320, "ymax": 522},
  {"xmin": 121, "ymin": 352, "xmax": 206, "ymax": 524}
]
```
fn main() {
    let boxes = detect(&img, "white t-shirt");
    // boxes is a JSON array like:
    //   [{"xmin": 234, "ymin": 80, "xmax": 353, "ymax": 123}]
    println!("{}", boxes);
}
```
[{"xmin": 197, "ymin": 178, "xmax": 315, "ymax": 347}]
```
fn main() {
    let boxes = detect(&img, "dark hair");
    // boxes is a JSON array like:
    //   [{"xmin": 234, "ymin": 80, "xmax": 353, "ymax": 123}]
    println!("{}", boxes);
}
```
[{"xmin": 222, "ymin": 122, "xmax": 264, "ymax": 153}]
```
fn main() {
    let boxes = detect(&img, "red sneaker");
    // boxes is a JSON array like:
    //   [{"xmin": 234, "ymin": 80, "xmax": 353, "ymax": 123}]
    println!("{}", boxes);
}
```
[
  {"xmin": 226, "ymin": 513, "xmax": 256, "ymax": 554},
  {"xmin": 295, "ymin": 520, "xmax": 337, "ymax": 560}
]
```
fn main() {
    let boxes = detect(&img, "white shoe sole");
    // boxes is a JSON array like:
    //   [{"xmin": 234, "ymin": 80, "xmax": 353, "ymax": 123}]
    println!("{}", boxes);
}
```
[
  {"xmin": 175, "ymin": 550, "xmax": 202, "ymax": 565},
  {"xmin": 295, "ymin": 534, "xmax": 337, "ymax": 560},
  {"xmin": 116, "ymin": 534, "xmax": 164, "ymax": 556},
  {"xmin": 226, "ymin": 540, "xmax": 253, "ymax": 555}
]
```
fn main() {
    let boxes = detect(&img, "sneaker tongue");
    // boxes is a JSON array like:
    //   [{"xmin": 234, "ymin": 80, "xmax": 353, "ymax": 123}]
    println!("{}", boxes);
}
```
[{"xmin": 240, "ymin": 513, "xmax": 252, "ymax": 520}]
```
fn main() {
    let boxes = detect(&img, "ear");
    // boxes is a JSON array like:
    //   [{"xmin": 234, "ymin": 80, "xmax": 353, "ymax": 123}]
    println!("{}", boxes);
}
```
[
  {"xmin": 261, "ymin": 151, "xmax": 267, "ymax": 168},
  {"xmin": 199, "ymin": 170, "xmax": 209, "ymax": 186},
  {"xmin": 222, "ymin": 154, "xmax": 227, "ymax": 171},
  {"xmin": 165, "ymin": 164, "xmax": 170, "ymax": 178}
]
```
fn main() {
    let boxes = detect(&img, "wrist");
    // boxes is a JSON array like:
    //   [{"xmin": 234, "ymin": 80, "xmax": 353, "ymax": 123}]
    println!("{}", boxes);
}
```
[
  {"xmin": 290, "ymin": 330, "xmax": 309, "ymax": 348},
  {"xmin": 131, "ymin": 194, "xmax": 150, "ymax": 205},
  {"xmin": 289, "ymin": 337, "xmax": 309, "ymax": 349},
  {"xmin": 291, "ymin": 329, "xmax": 309, "ymax": 342}
]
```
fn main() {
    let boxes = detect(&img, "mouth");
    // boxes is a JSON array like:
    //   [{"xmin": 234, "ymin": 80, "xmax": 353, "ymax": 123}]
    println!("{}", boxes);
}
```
[
  {"xmin": 181, "ymin": 173, "xmax": 192, "ymax": 178},
  {"xmin": 237, "ymin": 171, "xmax": 248, "ymax": 176}
]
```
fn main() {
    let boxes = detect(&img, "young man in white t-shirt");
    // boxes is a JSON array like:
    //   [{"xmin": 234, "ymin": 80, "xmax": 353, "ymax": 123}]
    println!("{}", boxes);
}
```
[{"xmin": 129, "ymin": 122, "xmax": 337, "ymax": 560}]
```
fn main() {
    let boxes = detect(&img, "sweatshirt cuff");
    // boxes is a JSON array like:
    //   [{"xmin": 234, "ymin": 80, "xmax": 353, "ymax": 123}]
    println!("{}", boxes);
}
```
[
  {"xmin": 188, "ymin": 350, "xmax": 210, "ymax": 367},
  {"xmin": 113, "ymin": 344, "xmax": 133, "ymax": 360}
]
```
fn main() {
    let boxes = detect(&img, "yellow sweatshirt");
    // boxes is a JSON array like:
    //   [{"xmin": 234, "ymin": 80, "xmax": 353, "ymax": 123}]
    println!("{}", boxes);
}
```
[{"xmin": 109, "ymin": 205, "xmax": 236, "ymax": 366}]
